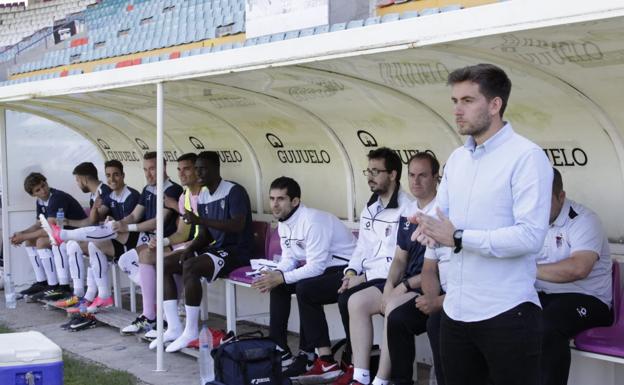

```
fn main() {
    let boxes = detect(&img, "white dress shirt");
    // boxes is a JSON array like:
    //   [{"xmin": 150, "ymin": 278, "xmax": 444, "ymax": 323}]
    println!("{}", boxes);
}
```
[{"xmin": 436, "ymin": 123, "xmax": 553, "ymax": 322}]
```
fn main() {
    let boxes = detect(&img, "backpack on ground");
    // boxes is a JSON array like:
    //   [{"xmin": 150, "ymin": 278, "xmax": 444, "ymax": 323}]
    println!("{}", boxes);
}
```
[{"xmin": 212, "ymin": 331, "xmax": 290, "ymax": 385}]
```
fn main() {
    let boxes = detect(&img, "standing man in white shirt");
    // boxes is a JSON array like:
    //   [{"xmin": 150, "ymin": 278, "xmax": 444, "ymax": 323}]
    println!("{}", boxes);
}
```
[
  {"xmin": 413, "ymin": 63, "xmax": 553, "ymax": 385},
  {"xmin": 252, "ymin": 176, "xmax": 357, "ymax": 380},
  {"xmin": 536, "ymin": 168, "xmax": 612, "ymax": 385}
]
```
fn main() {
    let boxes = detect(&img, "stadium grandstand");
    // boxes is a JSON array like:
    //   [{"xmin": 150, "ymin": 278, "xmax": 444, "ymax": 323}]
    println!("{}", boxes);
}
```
[
  {"xmin": 1, "ymin": 0, "xmax": 624, "ymax": 384},
  {"xmin": 0, "ymin": 0, "xmax": 487, "ymax": 84}
]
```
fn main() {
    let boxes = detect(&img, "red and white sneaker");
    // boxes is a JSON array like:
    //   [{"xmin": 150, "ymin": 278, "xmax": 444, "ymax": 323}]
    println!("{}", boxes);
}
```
[
  {"xmin": 294, "ymin": 357, "xmax": 342, "ymax": 384},
  {"xmin": 39, "ymin": 214, "xmax": 63, "ymax": 246},
  {"xmin": 332, "ymin": 365, "xmax": 354, "ymax": 385},
  {"xmin": 86, "ymin": 296, "xmax": 114, "ymax": 313}
]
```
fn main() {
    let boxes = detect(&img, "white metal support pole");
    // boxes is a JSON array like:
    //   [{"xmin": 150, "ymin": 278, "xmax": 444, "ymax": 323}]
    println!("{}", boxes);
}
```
[
  {"xmin": 0, "ymin": 108, "xmax": 10, "ymax": 282},
  {"xmin": 155, "ymin": 82, "xmax": 165, "ymax": 372}
]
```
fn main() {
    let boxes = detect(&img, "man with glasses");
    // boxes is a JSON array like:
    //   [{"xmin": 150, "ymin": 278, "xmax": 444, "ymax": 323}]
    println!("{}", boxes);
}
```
[{"xmin": 317, "ymin": 147, "xmax": 412, "ymax": 385}]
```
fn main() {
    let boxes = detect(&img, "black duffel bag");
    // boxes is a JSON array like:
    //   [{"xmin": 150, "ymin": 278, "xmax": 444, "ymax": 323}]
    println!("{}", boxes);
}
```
[{"xmin": 212, "ymin": 331, "xmax": 290, "ymax": 385}]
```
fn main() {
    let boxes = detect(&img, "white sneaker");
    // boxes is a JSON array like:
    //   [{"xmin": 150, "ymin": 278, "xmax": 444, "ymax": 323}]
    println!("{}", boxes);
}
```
[
  {"xmin": 121, "ymin": 315, "xmax": 155, "ymax": 335},
  {"xmin": 144, "ymin": 329, "xmax": 158, "ymax": 339}
]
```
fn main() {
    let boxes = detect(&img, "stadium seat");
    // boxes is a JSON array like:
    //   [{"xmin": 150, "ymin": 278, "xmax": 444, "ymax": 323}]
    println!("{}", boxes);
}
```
[
  {"xmin": 574, "ymin": 262, "xmax": 624, "ymax": 358},
  {"xmin": 400, "ymin": 10, "xmax": 419, "ymax": 19},
  {"xmin": 440, "ymin": 5, "xmax": 463, "ymax": 13},
  {"xmin": 269, "ymin": 32, "xmax": 285, "ymax": 42},
  {"xmin": 284, "ymin": 30, "xmax": 300, "ymax": 40},
  {"xmin": 314, "ymin": 24, "xmax": 329, "ymax": 34},
  {"xmin": 376, "ymin": 0, "xmax": 395, "ymax": 7},
  {"xmin": 346, "ymin": 19, "xmax": 364, "ymax": 29},
  {"xmin": 420, "ymin": 8, "xmax": 440, "ymax": 16},
  {"xmin": 381, "ymin": 13, "xmax": 400, "ymax": 23},
  {"xmin": 298, "ymin": 27, "xmax": 315, "ymax": 38},
  {"xmin": 330, "ymin": 22, "xmax": 346, "ymax": 32},
  {"xmin": 224, "ymin": 222, "xmax": 277, "ymax": 333},
  {"xmin": 256, "ymin": 35, "xmax": 271, "ymax": 45}
]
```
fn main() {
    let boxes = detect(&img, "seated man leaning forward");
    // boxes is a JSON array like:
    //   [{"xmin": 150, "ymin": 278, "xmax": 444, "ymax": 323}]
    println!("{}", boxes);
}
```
[
  {"xmin": 158, "ymin": 150, "xmax": 254, "ymax": 352},
  {"xmin": 536, "ymin": 168, "xmax": 613, "ymax": 385},
  {"xmin": 11, "ymin": 172, "xmax": 87, "ymax": 300},
  {"xmin": 252, "ymin": 176, "xmax": 357, "ymax": 380}
]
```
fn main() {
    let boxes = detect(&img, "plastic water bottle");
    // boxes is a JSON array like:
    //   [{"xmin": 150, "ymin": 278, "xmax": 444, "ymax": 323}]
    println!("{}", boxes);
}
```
[
  {"xmin": 199, "ymin": 323, "xmax": 215, "ymax": 385},
  {"xmin": 56, "ymin": 208, "xmax": 65, "ymax": 229},
  {"xmin": 4, "ymin": 272, "xmax": 16, "ymax": 309}
]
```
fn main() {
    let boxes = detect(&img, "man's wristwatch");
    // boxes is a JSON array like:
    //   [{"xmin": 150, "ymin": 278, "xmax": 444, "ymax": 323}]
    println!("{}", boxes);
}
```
[{"xmin": 453, "ymin": 229, "xmax": 464, "ymax": 253}]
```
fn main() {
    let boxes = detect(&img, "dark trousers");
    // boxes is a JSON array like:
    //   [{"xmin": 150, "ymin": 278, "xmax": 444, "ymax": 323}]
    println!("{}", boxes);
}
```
[
  {"xmin": 337, "ymin": 278, "xmax": 386, "ymax": 363},
  {"xmin": 427, "ymin": 310, "xmax": 445, "ymax": 385},
  {"xmin": 441, "ymin": 302, "xmax": 543, "ymax": 385},
  {"xmin": 539, "ymin": 292, "xmax": 612, "ymax": 385},
  {"xmin": 387, "ymin": 297, "xmax": 429, "ymax": 385},
  {"xmin": 269, "ymin": 265, "xmax": 345, "ymax": 352}
]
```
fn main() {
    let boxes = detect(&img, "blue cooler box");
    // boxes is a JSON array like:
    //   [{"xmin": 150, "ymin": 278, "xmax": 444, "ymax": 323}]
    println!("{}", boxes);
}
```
[{"xmin": 0, "ymin": 331, "xmax": 63, "ymax": 385}]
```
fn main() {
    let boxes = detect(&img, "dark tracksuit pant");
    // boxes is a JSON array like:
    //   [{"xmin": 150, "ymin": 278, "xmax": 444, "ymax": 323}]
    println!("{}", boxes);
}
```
[
  {"xmin": 386, "ymin": 297, "xmax": 429, "ymax": 385},
  {"xmin": 269, "ymin": 265, "xmax": 346, "ymax": 352},
  {"xmin": 539, "ymin": 292, "xmax": 612, "ymax": 385}
]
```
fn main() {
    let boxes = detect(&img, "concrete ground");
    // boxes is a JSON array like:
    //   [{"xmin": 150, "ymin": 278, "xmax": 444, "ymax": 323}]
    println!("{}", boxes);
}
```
[
  {"xmin": 0, "ymin": 292, "xmax": 203, "ymax": 385},
  {"xmin": 0, "ymin": 291, "xmax": 433, "ymax": 385}
]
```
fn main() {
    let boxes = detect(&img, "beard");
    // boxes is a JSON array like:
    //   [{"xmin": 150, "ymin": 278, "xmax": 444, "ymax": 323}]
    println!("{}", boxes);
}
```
[{"xmin": 458, "ymin": 110, "xmax": 492, "ymax": 137}]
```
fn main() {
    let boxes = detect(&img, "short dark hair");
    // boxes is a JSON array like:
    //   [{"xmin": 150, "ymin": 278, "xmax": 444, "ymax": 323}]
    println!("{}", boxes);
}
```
[
  {"xmin": 552, "ymin": 168, "xmax": 563, "ymax": 195},
  {"xmin": 447, "ymin": 63, "xmax": 512, "ymax": 117},
  {"xmin": 408, "ymin": 152, "xmax": 440, "ymax": 176},
  {"xmin": 143, "ymin": 151, "xmax": 166, "ymax": 164},
  {"xmin": 177, "ymin": 153, "xmax": 198, "ymax": 164},
  {"xmin": 270, "ymin": 176, "xmax": 301, "ymax": 200},
  {"xmin": 72, "ymin": 162, "xmax": 98, "ymax": 180},
  {"xmin": 104, "ymin": 159, "xmax": 124, "ymax": 173},
  {"xmin": 197, "ymin": 151, "xmax": 220, "ymax": 168},
  {"xmin": 367, "ymin": 147, "xmax": 402, "ymax": 180},
  {"xmin": 24, "ymin": 172, "xmax": 47, "ymax": 195}
]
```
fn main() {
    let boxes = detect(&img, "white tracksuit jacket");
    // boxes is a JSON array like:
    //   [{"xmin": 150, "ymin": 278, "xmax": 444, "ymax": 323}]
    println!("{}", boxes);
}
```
[
  {"xmin": 275, "ymin": 204, "xmax": 357, "ymax": 284},
  {"xmin": 345, "ymin": 187, "xmax": 413, "ymax": 281}
]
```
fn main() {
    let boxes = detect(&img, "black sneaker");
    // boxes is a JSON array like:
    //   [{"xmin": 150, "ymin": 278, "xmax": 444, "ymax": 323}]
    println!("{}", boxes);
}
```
[
  {"xmin": 26, "ymin": 285, "xmax": 58, "ymax": 302},
  {"xmin": 278, "ymin": 347, "xmax": 294, "ymax": 369},
  {"xmin": 60, "ymin": 314, "xmax": 82, "ymax": 330},
  {"xmin": 19, "ymin": 281, "xmax": 48, "ymax": 296},
  {"xmin": 43, "ymin": 285, "xmax": 72, "ymax": 301},
  {"xmin": 69, "ymin": 314, "xmax": 97, "ymax": 332},
  {"xmin": 283, "ymin": 351, "xmax": 315, "ymax": 378}
]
